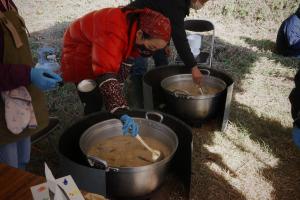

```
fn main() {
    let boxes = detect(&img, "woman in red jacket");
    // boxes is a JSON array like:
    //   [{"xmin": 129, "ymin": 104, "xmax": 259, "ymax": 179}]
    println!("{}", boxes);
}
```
[{"xmin": 61, "ymin": 7, "xmax": 171, "ymax": 116}]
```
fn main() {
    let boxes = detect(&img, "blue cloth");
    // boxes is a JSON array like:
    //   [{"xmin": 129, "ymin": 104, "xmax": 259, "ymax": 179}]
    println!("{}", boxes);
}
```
[
  {"xmin": 30, "ymin": 68, "xmax": 62, "ymax": 91},
  {"xmin": 276, "ymin": 9, "xmax": 300, "ymax": 57},
  {"xmin": 37, "ymin": 47, "xmax": 55, "ymax": 64},
  {"xmin": 292, "ymin": 126, "xmax": 300, "ymax": 149},
  {"xmin": 120, "ymin": 114, "xmax": 139, "ymax": 137},
  {"xmin": 0, "ymin": 137, "xmax": 31, "ymax": 169}
]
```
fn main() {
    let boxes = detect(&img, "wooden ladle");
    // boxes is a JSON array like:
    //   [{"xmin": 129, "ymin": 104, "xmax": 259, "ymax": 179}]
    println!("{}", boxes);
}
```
[
  {"xmin": 136, "ymin": 135, "xmax": 161, "ymax": 161},
  {"xmin": 198, "ymin": 86, "xmax": 204, "ymax": 95}
]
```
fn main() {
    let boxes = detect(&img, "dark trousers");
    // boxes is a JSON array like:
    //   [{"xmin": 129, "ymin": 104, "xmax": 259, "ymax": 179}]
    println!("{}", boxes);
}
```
[
  {"xmin": 76, "ymin": 85, "xmax": 103, "ymax": 115},
  {"xmin": 130, "ymin": 49, "xmax": 169, "ymax": 76},
  {"xmin": 128, "ymin": 49, "xmax": 169, "ymax": 109}
]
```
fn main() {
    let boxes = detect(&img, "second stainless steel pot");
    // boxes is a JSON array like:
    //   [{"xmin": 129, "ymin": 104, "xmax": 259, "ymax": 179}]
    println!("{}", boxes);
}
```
[
  {"xmin": 161, "ymin": 70, "xmax": 227, "ymax": 120},
  {"xmin": 79, "ymin": 112, "xmax": 178, "ymax": 198}
]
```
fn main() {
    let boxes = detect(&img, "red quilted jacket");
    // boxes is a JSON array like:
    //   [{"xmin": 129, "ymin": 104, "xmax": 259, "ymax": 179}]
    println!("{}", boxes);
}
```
[{"xmin": 61, "ymin": 8, "xmax": 139, "ymax": 83}]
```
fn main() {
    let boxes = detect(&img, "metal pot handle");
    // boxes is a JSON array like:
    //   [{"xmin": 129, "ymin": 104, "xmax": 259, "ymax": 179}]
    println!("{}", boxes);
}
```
[
  {"xmin": 199, "ymin": 69, "xmax": 211, "ymax": 76},
  {"xmin": 87, "ymin": 155, "xmax": 119, "ymax": 172},
  {"xmin": 87, "ymin": 155, "xmax": 108, "ymax": 169},
  {"xmin": 145, "ymin": 112, "xmax": 164, "ymax": 123}
]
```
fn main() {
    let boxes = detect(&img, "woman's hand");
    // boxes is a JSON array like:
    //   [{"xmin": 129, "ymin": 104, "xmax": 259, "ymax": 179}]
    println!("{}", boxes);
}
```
[
  {"xmin": 164, "ymin": 46, "xmax": 171, "ymax": 57},
  {"xmin": 191, "ymin": 66, "xmax": 202, "ymax": 84},
  {"xmin": 30, "ymin": 68, "xmax": 62, "ymax": 91},
  {"xmin": 120, "ymin": 114, "xmax": 139, "ymax": 137}
]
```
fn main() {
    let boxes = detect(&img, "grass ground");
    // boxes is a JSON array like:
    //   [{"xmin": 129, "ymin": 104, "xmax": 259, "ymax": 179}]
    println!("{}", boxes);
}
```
[{"xmin": 13, "ymin": 0, "xmax": 300, "ymax": 199}]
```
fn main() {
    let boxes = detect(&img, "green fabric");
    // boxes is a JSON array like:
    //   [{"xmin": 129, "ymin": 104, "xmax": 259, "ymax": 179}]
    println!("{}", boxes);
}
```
[{"xmin": 0, "ymin": 10, "xmax": 49, "ymax": 145}]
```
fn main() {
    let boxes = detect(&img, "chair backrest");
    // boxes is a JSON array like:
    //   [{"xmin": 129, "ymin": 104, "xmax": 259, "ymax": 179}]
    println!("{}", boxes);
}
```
[{"xmin": 184, "ymin": 20, "xmax": 214, "ymax": 32}]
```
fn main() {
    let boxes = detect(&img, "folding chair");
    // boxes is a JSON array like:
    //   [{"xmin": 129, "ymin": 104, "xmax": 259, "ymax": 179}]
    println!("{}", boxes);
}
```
[{"xmin": 176, "ymin": 19, "xmax": 215, "ymax": 68}]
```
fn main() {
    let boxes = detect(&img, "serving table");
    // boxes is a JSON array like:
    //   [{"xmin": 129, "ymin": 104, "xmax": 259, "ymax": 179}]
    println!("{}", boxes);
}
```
[{"xmin": 0, "ymin": 163, "xmax": 45, "ymax": 199}]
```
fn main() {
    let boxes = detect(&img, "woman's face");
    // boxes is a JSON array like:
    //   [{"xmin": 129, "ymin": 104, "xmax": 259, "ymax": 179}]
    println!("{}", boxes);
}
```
[{"xmin": 135, "ymin": 30, "xmax": 168, "ymax": 57}]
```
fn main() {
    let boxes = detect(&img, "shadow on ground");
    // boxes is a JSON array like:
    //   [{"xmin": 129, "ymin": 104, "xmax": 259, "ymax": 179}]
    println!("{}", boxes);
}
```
[
  {"xmin": 230, "ymin": 101, "xmax": 300, "ymax": 199},
  {"xmin": 191, "ymin": 123, "xmax": 246, "ymax": 200},
  {"xmin": 241, "ymin": 37, "xmax": 300, "ymax": 72},
  {"xmin": 191, "ymin": 35, "xmax": 300, "ymax": 199}
]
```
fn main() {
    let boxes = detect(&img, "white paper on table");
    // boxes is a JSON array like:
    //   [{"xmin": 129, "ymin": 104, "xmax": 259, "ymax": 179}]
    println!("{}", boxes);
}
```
[
  {"xmin": 31, "ymin": 163, "xmax": 85, "ymax": 200},
  {"xmin": 44, "ymin": 162, "xmax": 70, "ymax": 200},
  {"xmin": 30, "ymin": 183, "xmax": 50, "ymax": 200},
  {"xmin": 54, "ymin": 184, "xmax": 69, "ymax": 200},
  {"xmin": 44, "ymin": 163, "xmax": 58, "ymax": 195},
  {"xmin": 56, "ymin": 175, "xmax": 85, "ymax": 200}
]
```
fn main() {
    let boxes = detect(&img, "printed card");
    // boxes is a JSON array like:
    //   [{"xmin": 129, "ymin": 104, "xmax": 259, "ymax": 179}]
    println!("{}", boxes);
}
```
[
  {"xmin": 56, "ymin": 175, "xmax": 85, "ymax": 200},
  {"xmin": 30, "ymin": 183, "xmax": 50, "ymax": 200}
]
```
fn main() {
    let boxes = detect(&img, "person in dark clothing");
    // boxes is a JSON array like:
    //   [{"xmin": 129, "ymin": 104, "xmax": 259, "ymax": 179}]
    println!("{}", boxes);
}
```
[
  {"xmin": 276, "ymin": 5, "xmax": 300, "ymax": 58},
  {"xmin": 126, "ymin": 0, "xmax": 209, "ymax": 108},
  {"xmin": 289, "ymin": 69, "xmax": 300, "ymax": 149},
  {"xmin": 0, "ymin": 0, "xmax": 62, "ymax": 169}
]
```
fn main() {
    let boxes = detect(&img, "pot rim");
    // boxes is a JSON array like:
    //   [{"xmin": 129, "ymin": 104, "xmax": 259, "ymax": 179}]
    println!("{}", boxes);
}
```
[
  {"xmin": 79, "ymin": 118, "xmax": 178, "ymax": 172},
  {"xmin": 161, "ymin": 73, "xmax": 227, "ymax": 100}
]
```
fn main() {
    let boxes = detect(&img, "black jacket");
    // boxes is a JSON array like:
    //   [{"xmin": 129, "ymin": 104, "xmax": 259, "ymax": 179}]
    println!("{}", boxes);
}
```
[
  {"xmin": 276, "ymin": 7, "xmax": 300, "ymax": 57},
  {"xmin": 128, "ymin": 0, "xmax": 197, "ymax": 68},
  {"xmin": 289, "ymin": 69, "xmax": 300, "ymax": 128}
]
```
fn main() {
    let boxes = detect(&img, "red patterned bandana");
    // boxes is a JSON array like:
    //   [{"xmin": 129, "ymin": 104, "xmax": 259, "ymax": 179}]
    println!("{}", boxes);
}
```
[{"xmin": 139, "ymin": 8, "xmax": 171, "ymax": 42}]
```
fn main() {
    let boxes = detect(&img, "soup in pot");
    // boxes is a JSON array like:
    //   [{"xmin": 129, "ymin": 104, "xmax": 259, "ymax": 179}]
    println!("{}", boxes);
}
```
[
  {"xmin": 166, "ymin": 80, "xmax": 222, "ymax": 96},
  {"xmin": 87, "ymin": 135, "xmax": 170, "ymax": 167}
]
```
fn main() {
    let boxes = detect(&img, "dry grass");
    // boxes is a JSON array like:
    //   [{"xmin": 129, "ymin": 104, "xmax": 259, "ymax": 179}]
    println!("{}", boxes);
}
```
[
  {"xmin": 14, "ymin": 0, "xmax": 300, "ymax": 199},
  {"xmin": 189, "ymin": 3, "xmax": 300, "ymax": 199}
]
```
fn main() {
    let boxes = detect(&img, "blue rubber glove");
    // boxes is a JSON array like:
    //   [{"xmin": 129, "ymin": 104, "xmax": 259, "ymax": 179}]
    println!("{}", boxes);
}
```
[
  {"xmin": 120, "ymin": 114, "xmax": 139, "ymax": 137},
  {"xmin": 30, "ymin": 68, "xmax": 62, "ymax": 91}
]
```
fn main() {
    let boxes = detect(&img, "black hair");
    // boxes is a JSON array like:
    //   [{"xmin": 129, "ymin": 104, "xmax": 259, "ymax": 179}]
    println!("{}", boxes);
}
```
[
  {"xmin": 142, "ymin": 32, "xmax": 151, "ymax": 39},
  {"xmin": 121, "ymin": 6, "xmax": 153, "ymax": 41},
  {"xmin": 295, "ymin": 4, "xmax": 300, "ymax": 18},
  {"xmin": 121, "ymin": 6, "xmax": 141, "ymax": 37}
]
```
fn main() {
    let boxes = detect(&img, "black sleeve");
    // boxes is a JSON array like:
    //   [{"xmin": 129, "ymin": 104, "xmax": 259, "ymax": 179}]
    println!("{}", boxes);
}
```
[
  {"xmin": 289, "ymin": 70, "xmax": 300, "ymax": 126},
  {"xmin": 127, "ymin": 0, "xmax": 146, "ymax": 8},
  {"xmin": 170, "ymin": 15, "xmax": 197, "ymax": 68}
]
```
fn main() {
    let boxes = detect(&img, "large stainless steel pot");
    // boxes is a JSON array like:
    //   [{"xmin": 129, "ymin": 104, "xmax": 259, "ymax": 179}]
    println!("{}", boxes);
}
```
[
  {"xmin": 79, "ymin": 112, "xmax": 178, "ymax": 198},
  {"xmin": 161, "ymin": 69, "xmax": 227, "ymax": 120}
]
